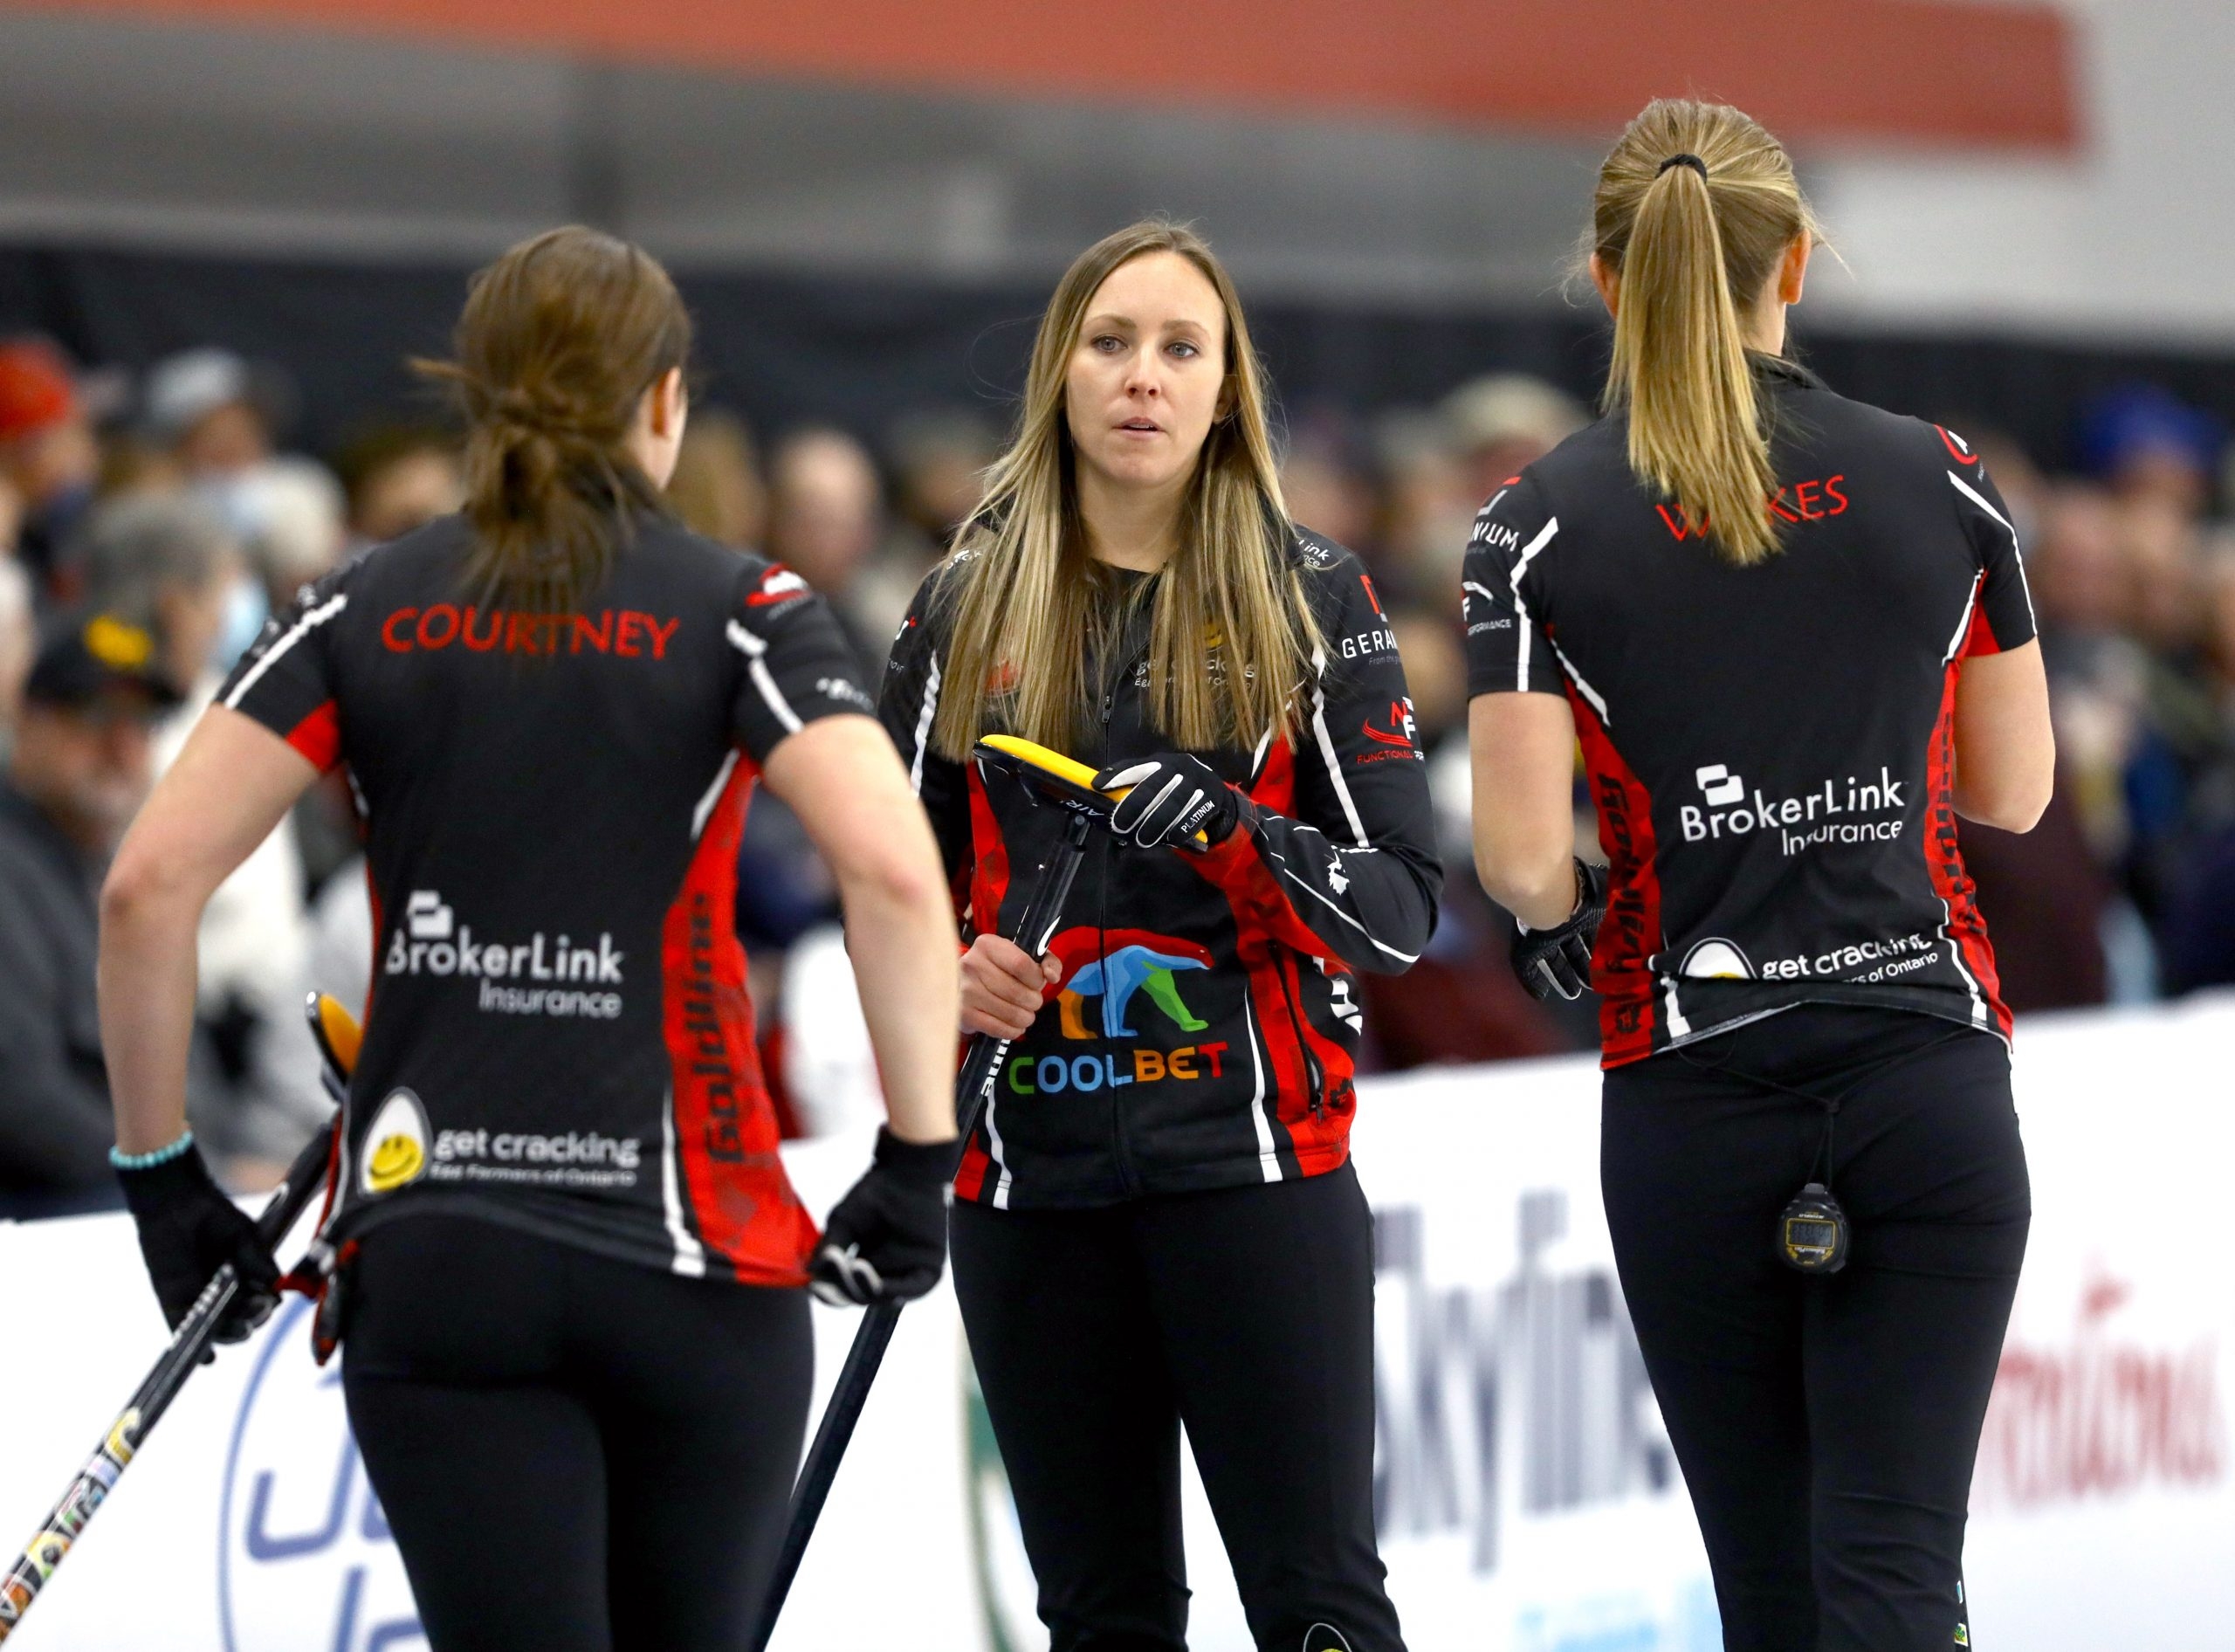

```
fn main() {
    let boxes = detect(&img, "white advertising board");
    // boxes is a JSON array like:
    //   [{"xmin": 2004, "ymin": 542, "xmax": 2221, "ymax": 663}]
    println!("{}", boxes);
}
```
[{"xmin": 3, "ymin": 998, "xmax": 2229, "ymax": 1649}]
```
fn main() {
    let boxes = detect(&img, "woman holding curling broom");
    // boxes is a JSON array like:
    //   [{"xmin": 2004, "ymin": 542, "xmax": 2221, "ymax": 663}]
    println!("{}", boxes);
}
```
[
  {"xmin": 1467, "ymin": 101, "xmax": 2049, "ymax": 1649},
  {"xmin": 96, "ymin": 225, "xmax": 962, "ymax": 1652},
  {"xmin": 881, "ymin": 219, "xmax": 1440, "ymax": 1652}
]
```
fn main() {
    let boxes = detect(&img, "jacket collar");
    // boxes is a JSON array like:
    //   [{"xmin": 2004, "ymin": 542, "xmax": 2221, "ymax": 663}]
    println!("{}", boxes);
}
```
[{"xmin": 1750, "ymin": 351, "xmax": 1826, "ymax": 392}]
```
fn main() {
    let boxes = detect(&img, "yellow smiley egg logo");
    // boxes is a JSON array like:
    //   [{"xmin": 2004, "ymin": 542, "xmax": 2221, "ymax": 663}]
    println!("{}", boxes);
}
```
[
  {"xmin": 366, "ymin": 1133, "xmax": 423, "ymax": 1194},
  {"xmin": 358, "ymin": 1089, "xmax": 430, "ymax": 1197}
]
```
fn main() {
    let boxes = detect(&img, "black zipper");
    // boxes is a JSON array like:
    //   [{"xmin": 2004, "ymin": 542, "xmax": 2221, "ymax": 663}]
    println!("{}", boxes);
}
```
[
  {"xmin": 1276, "ymin": 958, "xmax": 1327, "ymax": 1120},
  {"xmin": 1098, "ymin": 636, "xmax": 1145, "ymax": 1196}
]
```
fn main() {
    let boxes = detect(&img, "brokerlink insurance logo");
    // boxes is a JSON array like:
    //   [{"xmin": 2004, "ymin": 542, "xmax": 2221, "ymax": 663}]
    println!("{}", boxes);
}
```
[
  {"xmin": 1681, "ymin": 762, "xmax": 1909, "ymax": 857},
  {"xmin": 219, "ymin": 1299, "xmax": 419, "ymax": 1651},
  {"xmin": 384, "ymin": 889, "xmax": 625, "ymax": 1020}
]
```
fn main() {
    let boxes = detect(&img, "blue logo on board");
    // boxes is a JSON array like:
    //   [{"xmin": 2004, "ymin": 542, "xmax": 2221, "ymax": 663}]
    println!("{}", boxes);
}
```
[{"xmin": 218, "ymin": 1297, "xmax": 423, "ymax": 1650}]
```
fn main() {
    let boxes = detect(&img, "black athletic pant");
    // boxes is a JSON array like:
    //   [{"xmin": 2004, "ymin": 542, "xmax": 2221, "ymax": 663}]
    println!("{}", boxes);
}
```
[
  {"xmin": 340, "ymin": 1215, "xmax": 813, "ymax": 1652},
  {"xmin": 1601, "ymin": 1006, "xmax": 2029, "ymax": 1652},
  {"xmin": 952, "ymin": 1163, "xmax": 1401, "ymax": 1652}
]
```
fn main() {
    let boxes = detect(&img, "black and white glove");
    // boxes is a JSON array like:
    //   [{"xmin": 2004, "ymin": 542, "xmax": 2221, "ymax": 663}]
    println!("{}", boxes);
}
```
[
  {"xmin": 117, "ymin": 1145, "xmax": 282, "ymax": 1348},
  {"xmin": 1094, "ymin": 753, "xmax": 1243, "ymax": 850},
  {"xmin": 809, "ymin": 1128, "xmax": 956, "ymax": 1306},
  {"xmin": 1510, "ymin": 858, "xmax": 1608, "ymax": 1002}
]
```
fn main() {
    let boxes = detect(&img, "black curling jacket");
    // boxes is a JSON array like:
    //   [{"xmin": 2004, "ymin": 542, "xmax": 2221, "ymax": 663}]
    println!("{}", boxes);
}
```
[
  {"xmin": 881, "ymin": 530, "xmax": 1441, "ymax": 1208},
  {"xmin": 1463, "ymin": 356, "xmax": 2035, "ymax": 1067}
]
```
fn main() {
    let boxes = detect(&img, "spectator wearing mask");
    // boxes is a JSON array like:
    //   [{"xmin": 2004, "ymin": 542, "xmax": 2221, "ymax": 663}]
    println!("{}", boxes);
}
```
[
  {"xmin": 0, "ymin": 610, "xmax": 180, "ymax": 1216},
  {"xmin": 0, "ymin": 339, "xmax": 102, "ymax": 603},
  {"xmin": 78, "ymin": 495, "xmax": 325, "ymax": 1181}
]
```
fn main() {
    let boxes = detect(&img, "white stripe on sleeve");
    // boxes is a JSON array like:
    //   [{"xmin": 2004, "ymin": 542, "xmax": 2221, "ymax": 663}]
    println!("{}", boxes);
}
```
[
  {"xmin": 908, "ymin": 650, "xmax": 941, "ymax": 795},
  {"xmin": 726, "ymin": 618, "xmax": 802, "ymax": 735},
  {"xmin": 1948, "ymin": 471, "xmax": 2038, "ymax": 634},
  {"xmin": 1508, "ymin": 517, "xmax": 1561, "ymax": 692},
  {"xmin": 1307, "ymin": 646, "xmax": 1369, "ymax": 848},
  {"xmin": 223, "ymin": 593, "xmax": 347, "ymax": 710}
]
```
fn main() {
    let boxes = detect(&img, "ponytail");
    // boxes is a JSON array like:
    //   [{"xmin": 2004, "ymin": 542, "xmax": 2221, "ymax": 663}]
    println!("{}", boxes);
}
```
[
  {"xmin": 418, "ymin": 226, "xmax": 691, "ymax": 613},
  {"xmin": 1592, "ymin": 100, "xmax": 1817, "ymax": 568}
]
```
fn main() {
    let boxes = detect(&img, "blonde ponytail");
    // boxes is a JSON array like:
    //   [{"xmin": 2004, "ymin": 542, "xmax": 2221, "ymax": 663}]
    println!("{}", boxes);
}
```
[{"xmin": 1592, "ymin": 100, "xmax": 1818, "ymax": 567}]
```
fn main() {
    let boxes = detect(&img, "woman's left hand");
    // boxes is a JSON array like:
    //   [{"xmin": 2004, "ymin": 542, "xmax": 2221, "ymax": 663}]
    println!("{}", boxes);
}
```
[{"xmin": 1093, "ymin": 753, "xmax": 1242, "ymax": 850}]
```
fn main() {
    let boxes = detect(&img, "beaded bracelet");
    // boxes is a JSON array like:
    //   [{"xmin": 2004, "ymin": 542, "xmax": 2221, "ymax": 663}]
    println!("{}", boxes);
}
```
[{"xmin": 109, "ymin": 1129, "xmax": 194, "ymax": 1172}]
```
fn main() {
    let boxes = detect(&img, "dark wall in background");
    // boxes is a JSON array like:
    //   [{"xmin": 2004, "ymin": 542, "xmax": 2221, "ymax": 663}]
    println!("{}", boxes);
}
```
[{"xmin": 4, "ymin": 241, "xmax": 2232, "ymax": 482}]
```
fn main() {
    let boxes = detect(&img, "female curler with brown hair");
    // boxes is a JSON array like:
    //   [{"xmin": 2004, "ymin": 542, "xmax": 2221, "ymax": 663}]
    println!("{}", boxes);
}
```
[
  {"xmin": 98, "ymin": 224, "xmax": 963, "ymax": 1650},
  {"xmin": 1466, "ymin": 100, "xmax": 2053, "ymax": 1650}
]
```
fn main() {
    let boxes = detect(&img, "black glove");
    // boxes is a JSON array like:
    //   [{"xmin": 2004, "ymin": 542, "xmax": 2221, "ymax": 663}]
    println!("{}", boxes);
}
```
[
  {"xmin": 808, "ymin": 1128, "xmax": 956, "ymax": 1307},
  {"xmin": 117, "ymin": 1145, "xmax": 282, "ymax": 1349},
  {"xmin": 1094, "ymin": 754, "xmax": 1243, "ymax": 850},
  {"xmin": 1510, "ymin": 858, "xmax": 1608, "ymax": 1002}
]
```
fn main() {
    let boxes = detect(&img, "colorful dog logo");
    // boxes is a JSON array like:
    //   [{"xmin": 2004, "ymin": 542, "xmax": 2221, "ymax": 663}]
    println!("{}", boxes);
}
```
[{"xmin": 1043, "ymin": 928, "xmax": 1214, "ymax": 1041}]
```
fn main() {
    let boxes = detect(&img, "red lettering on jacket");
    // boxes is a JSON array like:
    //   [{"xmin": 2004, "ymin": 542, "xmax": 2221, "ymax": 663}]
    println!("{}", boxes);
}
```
[
  {"xmin": 1662, "ymin": 476, "xmax": 1852, "ymax": 540},
  {"xmin": 378, "ymin": 605, "xmax": 681, "ymax": 657}
]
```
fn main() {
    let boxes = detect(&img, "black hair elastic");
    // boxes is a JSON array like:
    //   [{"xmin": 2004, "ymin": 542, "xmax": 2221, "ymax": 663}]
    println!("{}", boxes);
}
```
[{"xmin": 1657, "ymin": 154, "xmax": 1709, "ymax": 180}]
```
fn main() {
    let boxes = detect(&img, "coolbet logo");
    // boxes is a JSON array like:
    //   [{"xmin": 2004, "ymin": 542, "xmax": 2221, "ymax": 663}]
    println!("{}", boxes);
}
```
[
  {"xmin": 384, "ymin": 891, "xmax": 623, "ymax": 1020},
  {"xmin": 357, "ymin": 1090, "xmax": 428, "ymax": 1196},
  {"xmin": 1008, "ymin": 927, "xmax": 1226, "ymax": 1094},
  {"xmin": 1681, "ymin": 763, "xmax": 1908, "ymax": 857}
]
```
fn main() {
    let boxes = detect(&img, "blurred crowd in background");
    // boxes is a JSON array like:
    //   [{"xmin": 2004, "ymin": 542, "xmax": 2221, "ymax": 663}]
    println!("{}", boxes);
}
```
[{"xmin": 4, "ymin": 327, "xmax": 2234, "ymax": 1217}]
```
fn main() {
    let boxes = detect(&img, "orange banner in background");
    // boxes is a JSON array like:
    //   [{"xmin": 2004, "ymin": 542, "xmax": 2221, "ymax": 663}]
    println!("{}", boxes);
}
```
[{"xmin": 17, "ymin": 0, "xmax": 2079, "ymax": 150}]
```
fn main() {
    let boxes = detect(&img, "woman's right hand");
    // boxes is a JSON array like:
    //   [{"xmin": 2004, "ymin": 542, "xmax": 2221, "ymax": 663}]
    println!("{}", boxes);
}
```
[{"xmin": 960, "ymin": 934, "xmax": 1061, "ymax": 1040}]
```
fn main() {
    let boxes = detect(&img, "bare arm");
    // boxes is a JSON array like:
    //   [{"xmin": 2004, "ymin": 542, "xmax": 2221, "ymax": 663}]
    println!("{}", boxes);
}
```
[
  {"xmin": 1468, "ymin": 692, "xmax": 1581, "ymax": 930},
  {"xmin": 1951, "ymin": 639, "xmax": 2054, "ymax": 832},
  {"xmin": 100, "ymin": 706, "xmax": 319, "ymax": 1154},
  {"xmin": 764, "ymin": 714, "xmax": 960, "ymax": 1145}
]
